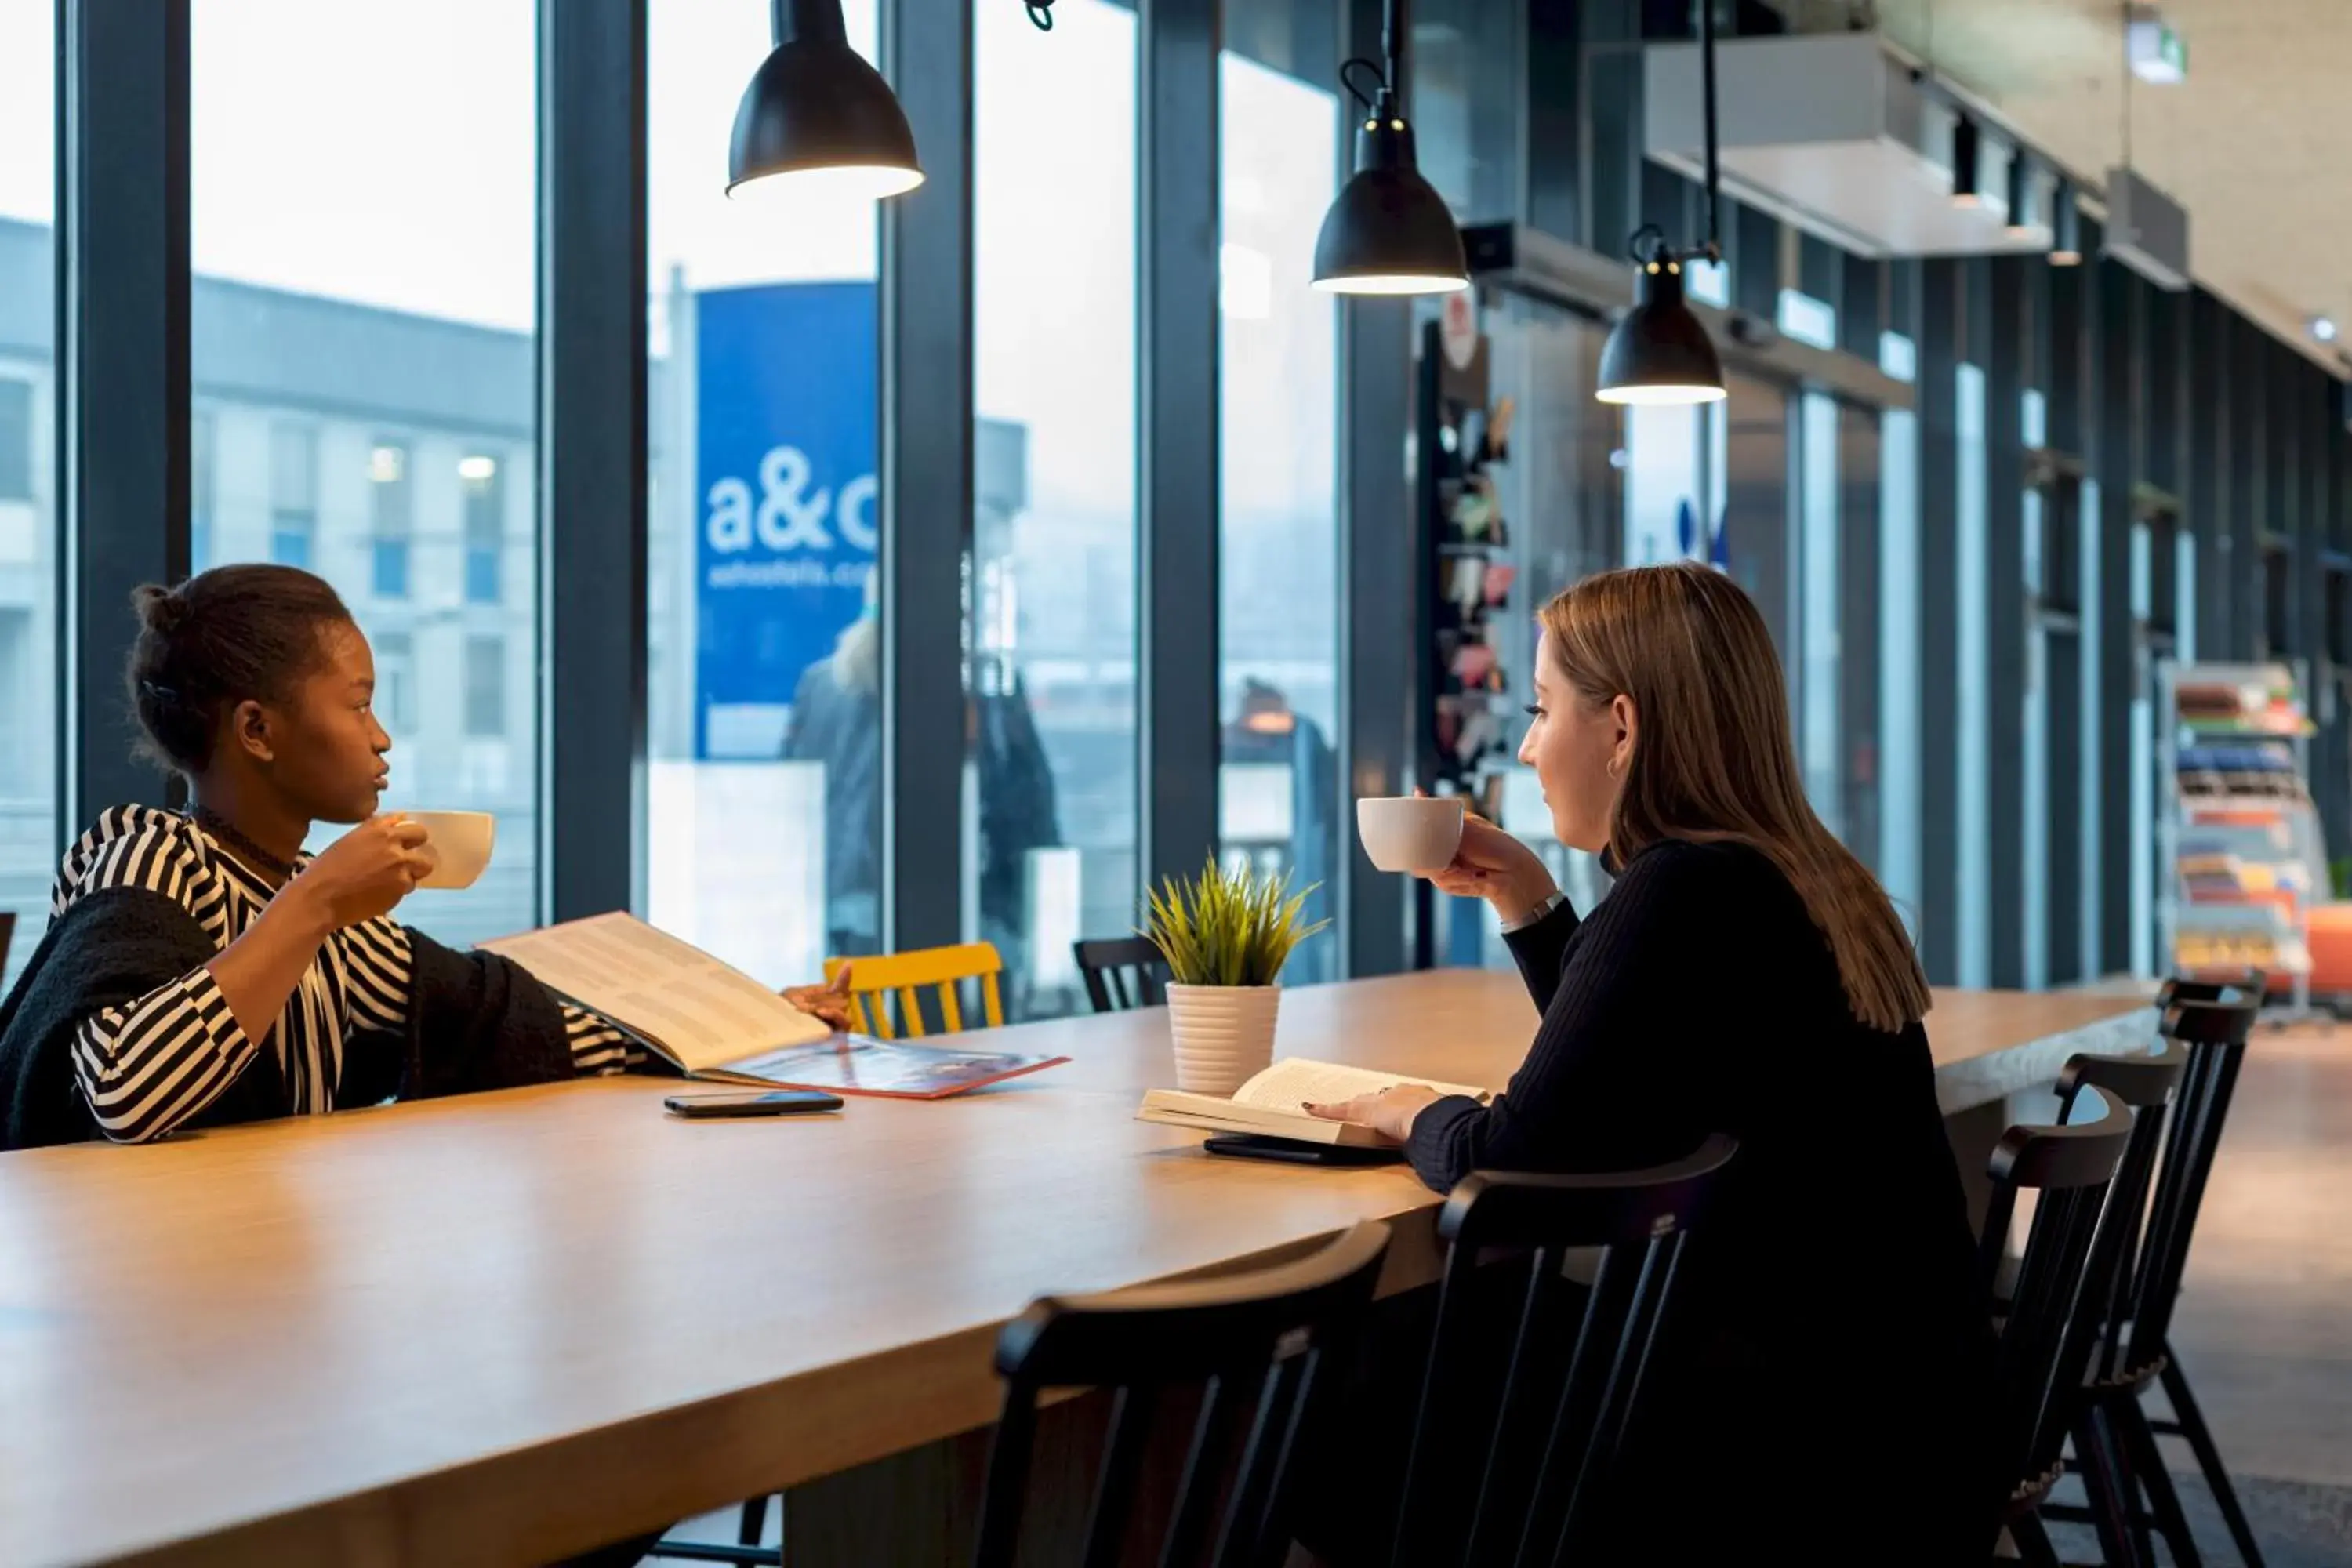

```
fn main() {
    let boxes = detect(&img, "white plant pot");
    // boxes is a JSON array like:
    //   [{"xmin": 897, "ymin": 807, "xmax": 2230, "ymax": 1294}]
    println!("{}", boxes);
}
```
[{"xmin": 1166, "ymin": 982, "xmax": 1282, "ymax": 1096}]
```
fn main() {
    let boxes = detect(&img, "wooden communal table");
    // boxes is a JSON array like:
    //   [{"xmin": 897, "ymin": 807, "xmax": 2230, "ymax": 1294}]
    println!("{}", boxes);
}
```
[{"xmin": 0, "ymin": 971, "xmax": 2154, "ymax": 1567}]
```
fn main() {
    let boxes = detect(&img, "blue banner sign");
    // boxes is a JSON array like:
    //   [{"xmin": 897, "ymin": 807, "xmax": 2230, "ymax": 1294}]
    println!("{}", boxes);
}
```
[{"xmin": 694, "ymin": 280, "xmax": 878, "ymax": 760}]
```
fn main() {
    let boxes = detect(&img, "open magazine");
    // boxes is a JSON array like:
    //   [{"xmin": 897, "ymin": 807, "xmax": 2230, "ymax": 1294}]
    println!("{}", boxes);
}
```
[
  {"xmin": 1138, "ymin": 1058, "xmax": 1490, "ymax": 1148},
  {"xmin": 477, "ymin": 913, "xmax": 1068, "ymax": 1098}
]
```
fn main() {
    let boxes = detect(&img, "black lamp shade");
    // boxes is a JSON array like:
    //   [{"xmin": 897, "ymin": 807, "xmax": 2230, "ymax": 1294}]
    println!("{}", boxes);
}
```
[
  {"xmin": 1595, "ymin": 257, "xmax": 1726, "ymax": 405},
  {"xmin": 1311, "ymin": 118, "xmax": 1467, "ymax": 296},
  {"xmin": 2049, "ymin": 180, "xmax": 2082, "ymax": 265},
  {"xmin": 2005, "ymin": 149, "xmax": 2034, "ymax": 235},
  {"xmin": 1951, "ymin": 112, "xmax": 1981, "ymax": 207},
  {"xmin": 728, "ymin": 2, "xmax": 922, "ymax": 203}
]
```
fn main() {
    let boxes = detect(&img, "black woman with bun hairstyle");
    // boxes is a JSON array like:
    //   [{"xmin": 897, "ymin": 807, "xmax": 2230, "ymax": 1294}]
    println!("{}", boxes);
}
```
[{"xmin": 0, "ymin": 565, "xmax": 852, "ymax": 1149}]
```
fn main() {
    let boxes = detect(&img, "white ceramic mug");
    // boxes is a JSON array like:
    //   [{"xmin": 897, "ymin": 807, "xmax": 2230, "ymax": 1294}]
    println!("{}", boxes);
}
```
[
  {"xmin": 405, "ymin": 811, "xmax": 496, "ymax": 891},
  {"xmin": 1355, "ymin": 796, "xmax": 1466, "ymax": 873}
]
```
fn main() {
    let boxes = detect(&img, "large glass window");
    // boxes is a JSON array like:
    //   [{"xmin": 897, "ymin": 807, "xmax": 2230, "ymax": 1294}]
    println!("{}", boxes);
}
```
[
  {"xmin": 644, "ymin": 0, "xmax": 883, "ymax": 988},
  {"xmin": 1955, "ymin": 362, "xmax": 1989, "ymax": 986},
  {"xmin": 1878, "ymin": 335, "xmax": 1923, "ymax": 936},
  {"xmin": 969, "ymin": 0, "xmax": 1136, "ymax": 1018},
  {"xmin": 1798, "ymin": 391, "xmax": 1841, "ymax": 832},
  {"xmin": 1220, "ymin": 39, "xmax": 1341, "ymax": 985},
  {"xmin": 0, "ymin": 0, "xmax": 53, "ymax": 985},
  {"xmin": 1717, "ymin": 373, "xmax": 1791, "ymax": 664},
  {"xmin": 1478, "ymin": 299, "xmax": 1621, "ymax": 971},
  {"xmin": 191, "ymin": 0, "xmax": 541, "ymax": 947},
  {"xmin": 1838, "ymin": 402, "xmax": 1882, "ymax": 868}
]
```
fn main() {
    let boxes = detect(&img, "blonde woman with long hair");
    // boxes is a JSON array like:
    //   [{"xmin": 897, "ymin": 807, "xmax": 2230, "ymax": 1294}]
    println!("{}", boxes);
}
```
[{"xmin": 1306, "ymin": 563, "xmax": 1995, "ymax": 1560}]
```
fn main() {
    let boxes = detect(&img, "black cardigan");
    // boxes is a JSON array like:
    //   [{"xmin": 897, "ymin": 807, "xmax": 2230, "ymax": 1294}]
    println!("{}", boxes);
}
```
[
  {"xmin": 1411, "ymin": 839, "xmax": 1999, "ymax": 1555},
  {"xmin": 0, "ymin": 885, "xmax": 583, "ymax": 1150}
]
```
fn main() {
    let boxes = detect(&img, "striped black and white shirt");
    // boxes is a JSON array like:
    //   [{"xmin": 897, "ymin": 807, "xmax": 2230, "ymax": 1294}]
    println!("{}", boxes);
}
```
[{"xmin": 55, "ymin": 804, "xmax": 641, "ymax": 1144}]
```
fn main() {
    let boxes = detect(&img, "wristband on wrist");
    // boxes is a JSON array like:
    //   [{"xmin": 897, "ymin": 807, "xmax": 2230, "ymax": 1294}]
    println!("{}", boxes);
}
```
[{"xmin": 1499, "ymin": 888, "xmax": 1566, "ymax": 934}]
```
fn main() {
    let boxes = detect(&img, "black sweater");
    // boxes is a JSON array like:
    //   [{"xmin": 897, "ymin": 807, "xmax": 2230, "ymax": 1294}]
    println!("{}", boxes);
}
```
[
  {"xmin": 0, "ymin": 885, "xmax": 592, "ymax": 1150},
  {"xmin": 1410, "ymin": 839, "xmax": 1998, "ymax": 1554}
]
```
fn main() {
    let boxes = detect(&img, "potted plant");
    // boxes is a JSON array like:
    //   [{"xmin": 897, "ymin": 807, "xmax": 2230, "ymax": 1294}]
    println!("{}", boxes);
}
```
[{"xmin": 1141, "ymin": 856, "xmax": 1329, "ymax": 1095}]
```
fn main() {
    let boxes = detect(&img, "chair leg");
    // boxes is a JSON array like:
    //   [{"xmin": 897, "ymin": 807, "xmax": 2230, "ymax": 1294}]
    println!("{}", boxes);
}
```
[
  {"xmin": 2159, "ymin": 1354, "xmax": 2266, "ymax": 1568},
  {"xmin": 2008, "ymin": 1510, "xmax": 2064, "ymax": 1568},
  {"xmin": 736, "ymin": 1496, "xmax": 768, "ymax": 1548},
  {"xmin": 2118, "ymin": 1395, "xmax": 2204, "ymax": 1568},
  {"xmin": 2075, "ymin": 1408, "xmax": 2144, "ymax": 1568}
]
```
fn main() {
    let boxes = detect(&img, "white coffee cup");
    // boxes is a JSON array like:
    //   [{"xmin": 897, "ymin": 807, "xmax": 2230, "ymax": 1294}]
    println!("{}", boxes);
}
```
[
  {"xmin": 1356, "ymin": 796, "xmax": 1465, "ymax": 873},
  {"xmin": 405, "ymin": 811, "xmax": 496, "ymax": 891}
]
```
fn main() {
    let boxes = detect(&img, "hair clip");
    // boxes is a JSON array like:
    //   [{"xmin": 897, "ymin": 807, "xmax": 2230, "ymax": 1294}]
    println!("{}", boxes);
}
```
[{"xmin": 140, "ymin": 680, "xmax": 180, "ymax": 704}]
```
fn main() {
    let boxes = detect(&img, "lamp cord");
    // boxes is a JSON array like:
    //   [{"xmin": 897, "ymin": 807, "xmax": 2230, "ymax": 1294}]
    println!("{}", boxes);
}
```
[
  {"xmin": 1339, "ymin": 0, "xmax": 1406, "ymax": 114},
  {"xmin": 1699, "ymin": 0, "xmax": 1721, "ymax": 260},
  {"xmin": 2118, "ymin": 0, "xmax": 2132, "ymax": 173}
]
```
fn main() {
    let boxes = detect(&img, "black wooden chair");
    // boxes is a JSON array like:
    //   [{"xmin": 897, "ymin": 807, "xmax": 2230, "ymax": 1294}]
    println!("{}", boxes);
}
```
[
  {"xmin": 1981, "ymin": 1085, "xmax": 2137, "ymax": 1566},
  {"xmin": 1388, "ymin": 1134, "xmax": 1739, "ymax": 1568},
  {"xmin": 1073, "ymin": 936, "xmax": 1168, "ymax": 1014},
  {"xmin": 2049, "ymin": 984, "xmax": 2263, "ymax": 1568},
  {"xmin": 972, "ymin": 1218, "xmax": 1391, "ymax": 1568},
  {"xmin": 2032, "ymin": 1040, "xmax": 2194, "ymax": 1568}
]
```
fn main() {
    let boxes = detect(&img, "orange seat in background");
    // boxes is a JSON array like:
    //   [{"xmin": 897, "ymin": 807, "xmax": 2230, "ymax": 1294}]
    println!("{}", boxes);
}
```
[{"xmin": 2305, "ymin": 903, "xmax": 2352, "ymax": 1000}]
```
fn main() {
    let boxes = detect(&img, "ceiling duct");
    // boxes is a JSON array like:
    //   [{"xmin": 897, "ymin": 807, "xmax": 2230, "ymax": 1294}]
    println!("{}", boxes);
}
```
[{"xmin": 1643, "ymin": 32, "xmax": 2050, "ymax": 259}]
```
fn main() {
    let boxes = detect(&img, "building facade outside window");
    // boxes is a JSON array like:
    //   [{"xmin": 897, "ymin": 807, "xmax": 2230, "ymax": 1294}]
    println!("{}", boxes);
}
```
[
  {"xmin": 370, "ymin": 437, "xmax": 412, "ymax": 599},
  {"xmin": 0, "ymin": 378, "xmax": 31, "ymax": 501},
  {"xmin": 461, "ymin": 453, "xmax": 503, "ymax": 604},
  {"xmin": 189, "ymin": 0, "xmax": 542, "ymax": 947},
  {"xmin": 463, "ymin": 634, "xmax": 506, "ymax": 738},
  {"xmin": 270, "ymin": 421, "xmax": 319, "ymax": 570},
  {"xmin": 375, "ymin": 630, "xmax": 416, "ymax": 735},
  {"xmin": 191, "ymin": 411, "xmax": 216, "ymax": 571}
]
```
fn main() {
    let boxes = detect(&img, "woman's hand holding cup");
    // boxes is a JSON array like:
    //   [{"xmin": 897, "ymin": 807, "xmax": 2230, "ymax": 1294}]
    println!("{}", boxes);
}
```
[{"xmin": 1414, "ymin": 791, "xmax": 1558, "ymax": 924}]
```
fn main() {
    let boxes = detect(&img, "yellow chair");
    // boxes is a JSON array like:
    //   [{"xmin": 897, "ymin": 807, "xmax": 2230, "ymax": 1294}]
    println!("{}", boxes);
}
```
[{"xmin": 824, "ymin": 942, "xmax": 1005, "ymax": 1039}]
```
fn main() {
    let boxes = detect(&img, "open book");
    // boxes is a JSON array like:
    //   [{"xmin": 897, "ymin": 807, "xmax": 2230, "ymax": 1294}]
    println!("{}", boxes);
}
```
[
  {"xmin": 477, "ymin": 913, "xmax": 1067, "ymax": 1097},
  {"xmin": 1137, "ymin": 1058, "xmax": 1491, "ymax": 1148}
]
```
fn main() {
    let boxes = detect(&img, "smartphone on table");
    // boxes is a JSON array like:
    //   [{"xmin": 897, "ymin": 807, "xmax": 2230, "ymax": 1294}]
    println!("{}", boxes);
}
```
[{"xmin": 663, "ymin": 1090, "xmax": 844, "ymax": 1119}]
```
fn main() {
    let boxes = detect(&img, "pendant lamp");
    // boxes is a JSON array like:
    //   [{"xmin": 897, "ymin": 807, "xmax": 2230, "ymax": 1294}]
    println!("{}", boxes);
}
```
[
  {"xmin": 2049, "ymin": 179, "xmax": 2082, "ymax": 265},
  {"xmin": 1595, "ymin": 2, "xmax": 1726, "ymax": 405},
  {"xmin": 1950, "ymin": 112, "xmax": 1982, "ymax": 208},
  {"xmin": 1310, "ymin": 0, "xmax": 1466, "ymax": 296},
  {"xmin": 728, "ymin": 0, "xmax": 924, "ymax": 205},
  {"xmin": 2005, "ymin": 149, "xmax": 2034, "ymax": 237}
]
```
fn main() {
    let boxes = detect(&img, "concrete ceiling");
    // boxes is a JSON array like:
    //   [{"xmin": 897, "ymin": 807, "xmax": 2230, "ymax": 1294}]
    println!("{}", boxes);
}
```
[{"xmin": 1863, "ymin": 0, "xmax": 2351, "ymax": 369}]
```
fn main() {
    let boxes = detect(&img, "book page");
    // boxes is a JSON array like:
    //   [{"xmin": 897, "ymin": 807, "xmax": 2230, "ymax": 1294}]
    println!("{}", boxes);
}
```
[
  {"xmin": 477, "ymin": 912, "xmax": 831, "ymax": 1074},
  {"xmin": 1230, "ymin": 1058, "xmax": 1488, "ymax": 1114}
]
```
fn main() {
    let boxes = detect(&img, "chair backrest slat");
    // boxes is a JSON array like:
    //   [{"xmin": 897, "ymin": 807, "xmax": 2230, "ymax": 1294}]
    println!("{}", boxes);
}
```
[
  {"xmin": 827, "ymin": 942, "xmax": 1006, "ymax": 1041},
  {"xmin": 1075, "ymin": 936, "xmax": 1170, "ymax": 1014},
  {"xmin": 1393, "ymin": 1134, "xmax": 1737, "ymax": 1568},
  {"xmin": 2126, "ymin": 990, "xmax": 2258, "ymax": 1362},
  {"xmin": 974, "ymin": 1221, "xmax": 1390, "ymax": 1568},
  {"xmin": 1161, "ymin": 1374, "xmax": 1239, "ymax": 1568},
  {"xmin": 2053, "ymin": 1040, "xmax": 2189, "ymax": 1381},
  {"xmin": 1080, "ymin": 1385, "xmax": 1159, "ymax": 1568},
  {"xmin": 1984, "ymin": 1087, "xmax": 2134, "ymax": 1505}
]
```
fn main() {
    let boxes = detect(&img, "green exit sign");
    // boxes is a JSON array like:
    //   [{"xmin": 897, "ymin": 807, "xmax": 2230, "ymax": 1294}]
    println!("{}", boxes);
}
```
[{"xmin": 2129, "ymin": 17, "xmax": 2188, "ymax": 84}]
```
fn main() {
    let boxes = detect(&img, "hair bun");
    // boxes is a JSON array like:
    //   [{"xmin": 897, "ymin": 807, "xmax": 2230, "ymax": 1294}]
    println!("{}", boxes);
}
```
[{"xmin": 132, "ymin": 583, "xmax": 190, "ymax": 637}]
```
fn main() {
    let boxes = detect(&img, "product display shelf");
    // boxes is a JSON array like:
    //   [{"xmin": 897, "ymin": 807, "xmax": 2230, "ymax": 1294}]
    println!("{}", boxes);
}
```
[{"xmin": 2159, "ymin": 660, "xmax": 2326, "ymax": 1017}]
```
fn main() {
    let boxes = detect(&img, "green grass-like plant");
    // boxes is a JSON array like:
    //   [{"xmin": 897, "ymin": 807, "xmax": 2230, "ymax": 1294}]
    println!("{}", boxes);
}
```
[{"xmin": 1141, "ymin": 856, "xmax": 1330, "ymax": 987}]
